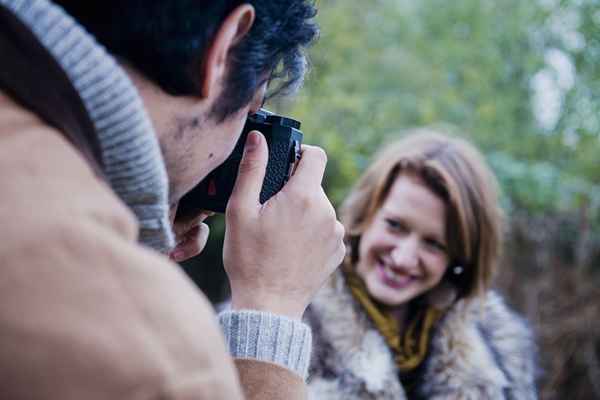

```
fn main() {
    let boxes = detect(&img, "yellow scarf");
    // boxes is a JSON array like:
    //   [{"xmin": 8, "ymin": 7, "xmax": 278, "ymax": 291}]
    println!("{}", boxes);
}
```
[{"xmin": 344, "ymin": 264, "xmax": 442, "ymax": 373}]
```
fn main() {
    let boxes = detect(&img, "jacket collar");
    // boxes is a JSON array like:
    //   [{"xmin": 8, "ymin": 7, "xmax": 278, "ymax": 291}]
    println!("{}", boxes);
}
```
[
  {"xmin": 310, "ymin": 272, "xmax": 405, "ymax": 397},
  {"xmin": 310, "ymin": 271, "xmax": 515, "ymax": 397},
  {"xmin": 0, "ymin": 0, "xmax": 174, "ymax": 251}
]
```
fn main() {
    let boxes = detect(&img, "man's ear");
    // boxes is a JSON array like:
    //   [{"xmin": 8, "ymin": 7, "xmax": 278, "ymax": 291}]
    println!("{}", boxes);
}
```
[{"xmin": 200, "ymin": 4, "xmax": 255, "ymax": 99}]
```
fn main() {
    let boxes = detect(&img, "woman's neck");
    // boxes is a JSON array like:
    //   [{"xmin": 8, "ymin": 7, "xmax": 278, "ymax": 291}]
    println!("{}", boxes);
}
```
[{"xmin": 386, "ymin": 304, "xmax": 409, "ymax": 332}]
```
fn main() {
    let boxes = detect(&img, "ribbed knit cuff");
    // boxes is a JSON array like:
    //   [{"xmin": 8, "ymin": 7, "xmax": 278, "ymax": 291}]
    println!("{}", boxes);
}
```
[{"xmin": 218, "ymin": 310, "xmax": 312, "ymax": 380}]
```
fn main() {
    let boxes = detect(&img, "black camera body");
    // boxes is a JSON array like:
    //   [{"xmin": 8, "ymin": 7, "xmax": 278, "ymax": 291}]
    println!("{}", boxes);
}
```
[{"xmin": 176, "ymin": 109, "xmax": 303, "ymax": 216}]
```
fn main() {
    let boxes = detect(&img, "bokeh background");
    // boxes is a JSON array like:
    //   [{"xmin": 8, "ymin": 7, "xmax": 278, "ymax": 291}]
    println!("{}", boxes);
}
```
[{"xmin": 182, "ymin": 1, "xmax": 600, "ymax": 398}]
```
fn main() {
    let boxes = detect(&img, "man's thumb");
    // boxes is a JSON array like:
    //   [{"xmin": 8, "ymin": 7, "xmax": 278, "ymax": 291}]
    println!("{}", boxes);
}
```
[{"xmin": 229, "ymin": 131, "xmax": 268, "ymax": 212}]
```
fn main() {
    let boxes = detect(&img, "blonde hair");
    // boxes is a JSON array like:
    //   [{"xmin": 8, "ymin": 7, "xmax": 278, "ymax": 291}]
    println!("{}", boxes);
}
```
[{"xmin": 341, "ymin": 129, "xmax": 503, "ymax": 300}]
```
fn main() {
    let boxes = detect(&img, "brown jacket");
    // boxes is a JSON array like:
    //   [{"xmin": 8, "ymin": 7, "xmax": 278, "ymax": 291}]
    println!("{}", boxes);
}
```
[
  {"xmin": 0, "ymin": 88, "xmax": 306, "ymax": 399},
  {"xmin": 0, "ymin": 2, "xmax": 308, "ymax": 397}
]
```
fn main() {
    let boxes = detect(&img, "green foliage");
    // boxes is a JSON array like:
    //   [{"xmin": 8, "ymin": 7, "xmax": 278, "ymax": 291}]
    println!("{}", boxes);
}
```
[
  {"xmin": 489, "ymin": 152, "xmax": 600, "ymax": 219},
  {"xmin": 275, "ymin": 0, "xmax": 600, "ymax": 223}
]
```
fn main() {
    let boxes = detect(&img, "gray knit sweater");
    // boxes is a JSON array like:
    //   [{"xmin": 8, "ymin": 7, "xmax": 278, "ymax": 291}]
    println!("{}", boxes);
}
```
[{"xmin": 1, "ymin": 0, "xmax": 312, "ymax": 379}]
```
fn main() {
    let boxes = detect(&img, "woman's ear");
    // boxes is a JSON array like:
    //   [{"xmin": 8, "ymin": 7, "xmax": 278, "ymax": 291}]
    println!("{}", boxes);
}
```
[
  {"xmin": 443, "ymin": 263, "xmax": 465, "ymax": 286},
  {"xmin": 427, "ymin": 263, "xmax": 466, "ymax": 309},
  {"xmin": 200, "ymin": 4, "xmax": 255, "ymax": 98}
]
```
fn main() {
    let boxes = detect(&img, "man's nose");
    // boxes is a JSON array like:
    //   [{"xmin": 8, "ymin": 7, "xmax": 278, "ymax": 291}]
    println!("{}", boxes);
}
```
[{"xmin": 390, "ymin": 237, "xmax": 419, "ymax": 270}]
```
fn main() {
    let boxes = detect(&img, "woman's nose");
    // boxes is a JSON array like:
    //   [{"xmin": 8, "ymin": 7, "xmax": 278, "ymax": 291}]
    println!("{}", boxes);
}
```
[{"xmin": 390, "ymin": 237, "xmax": 419, "ymax": 270}]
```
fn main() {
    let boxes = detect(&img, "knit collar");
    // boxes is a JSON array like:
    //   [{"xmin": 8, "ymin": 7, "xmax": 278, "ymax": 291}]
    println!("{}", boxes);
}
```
[{"xmin": 1, "ymin": 0, "xmax": 174, "ymax": 251}]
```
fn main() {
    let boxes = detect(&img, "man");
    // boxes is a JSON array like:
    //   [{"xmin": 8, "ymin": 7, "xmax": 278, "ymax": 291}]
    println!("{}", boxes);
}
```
[{"xmin": 0, "ymin": 0, "xmax": 345, "ymax": 399}]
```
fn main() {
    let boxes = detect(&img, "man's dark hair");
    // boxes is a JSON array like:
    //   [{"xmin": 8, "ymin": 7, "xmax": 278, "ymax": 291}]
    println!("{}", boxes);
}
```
[{"xmin": 54, "ymin": 0, "xmax": 318, "ymax": 120}]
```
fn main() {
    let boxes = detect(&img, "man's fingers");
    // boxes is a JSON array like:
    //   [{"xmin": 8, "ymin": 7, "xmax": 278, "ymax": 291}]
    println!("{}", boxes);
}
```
[
  {"xmin": 173, "ymin": 211, "xmax": 213, "ymax": 236},
  {"xmin": 170, "ymin": 223, "xmax": 210, "ymax": 262},
  {"xmin": 285, "ymin": 145, "xmax": 328, "ymax": 189},
  {"xmin": 228, "ymin": 131, "xmax": 268, "ymax": 216}
]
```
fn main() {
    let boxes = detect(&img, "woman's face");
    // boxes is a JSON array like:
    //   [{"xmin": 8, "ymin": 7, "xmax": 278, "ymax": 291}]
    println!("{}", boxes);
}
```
[{"xmin": 356, "ymin": 172, "xmax": 449, "ymax": 307}]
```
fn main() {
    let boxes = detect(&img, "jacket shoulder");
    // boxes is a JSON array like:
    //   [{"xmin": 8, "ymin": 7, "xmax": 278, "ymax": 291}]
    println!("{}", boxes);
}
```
[
  {"xmin": 478, "ymin": 292, "xmax": 538, "ymax": 388},
  {"xmin": 0, "ymin": 92, "xmax": 244, "ymax": 400},
  {"xmin": 420, "ymin": 291, "xmax": 538, "ymax": 399}
]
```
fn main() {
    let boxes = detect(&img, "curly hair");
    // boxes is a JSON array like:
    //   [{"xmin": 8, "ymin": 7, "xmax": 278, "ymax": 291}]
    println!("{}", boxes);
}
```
[{"xmin": 54, "ymin": 0, "xmax": 318, "ymax": 120}]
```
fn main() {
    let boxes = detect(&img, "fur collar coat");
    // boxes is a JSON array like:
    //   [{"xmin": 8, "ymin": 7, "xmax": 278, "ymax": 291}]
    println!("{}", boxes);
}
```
[{"xmin": 305, "ymin": 272, "xmax": 537, "ymax": 399}]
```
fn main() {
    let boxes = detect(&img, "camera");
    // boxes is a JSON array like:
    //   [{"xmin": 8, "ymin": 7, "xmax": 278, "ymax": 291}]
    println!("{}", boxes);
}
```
[{"xmin": 176, "ymin": 109, "xmax": 303, "ymax": 216}]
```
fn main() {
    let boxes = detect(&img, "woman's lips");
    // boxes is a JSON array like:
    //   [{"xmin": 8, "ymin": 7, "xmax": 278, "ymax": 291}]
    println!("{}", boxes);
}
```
[{"xmin": 376, "ymin": 261, "xmax": 415, "ymax": 289}]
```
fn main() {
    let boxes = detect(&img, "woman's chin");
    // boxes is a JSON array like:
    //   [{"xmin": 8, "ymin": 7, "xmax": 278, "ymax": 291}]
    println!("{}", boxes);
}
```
[{"xmin": 366, "ymin": 275, "xmax": 415, "ymax": 307}]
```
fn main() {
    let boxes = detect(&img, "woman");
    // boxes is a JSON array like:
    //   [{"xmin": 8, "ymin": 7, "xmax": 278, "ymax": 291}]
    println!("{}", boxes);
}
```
[{"xmin": 306, "ymin": 131, "xmax": 537, "ymax": 399}]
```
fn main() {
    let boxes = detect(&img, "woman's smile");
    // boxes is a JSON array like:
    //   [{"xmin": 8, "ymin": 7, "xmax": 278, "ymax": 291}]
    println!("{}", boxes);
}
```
[
  {"xmin": 376, "ymin": 257, "xmax": 417, "ymax": 289},
  {"xmin": 356, "ymin": 172, "xmax": 449, "ymax": 307}
]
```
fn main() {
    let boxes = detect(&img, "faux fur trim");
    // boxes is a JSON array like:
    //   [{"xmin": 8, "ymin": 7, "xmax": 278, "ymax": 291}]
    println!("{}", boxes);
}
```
[{"xmin": 306, "ymin": 272, "xmax": 537, "ymax": 399}]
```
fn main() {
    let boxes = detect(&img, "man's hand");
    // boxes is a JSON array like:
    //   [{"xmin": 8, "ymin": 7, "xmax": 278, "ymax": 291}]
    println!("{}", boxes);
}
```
[
  {"xmin": 223, "ymin": 131, "xmax": 345, "ymax": 320},
  {"xmin": 169, "ymin": 210, "xmax": 214, "ymax": 262}
]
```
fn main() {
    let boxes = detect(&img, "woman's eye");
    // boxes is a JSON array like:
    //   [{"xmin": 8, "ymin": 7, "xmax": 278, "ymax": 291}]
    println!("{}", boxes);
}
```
[
  {"xmin": 385, "ymin": 218, "xmax": 407, "ymax": 232},
  {"xmin": 425, "ymin": 238, "xmax": 447, "ymax": 253}
]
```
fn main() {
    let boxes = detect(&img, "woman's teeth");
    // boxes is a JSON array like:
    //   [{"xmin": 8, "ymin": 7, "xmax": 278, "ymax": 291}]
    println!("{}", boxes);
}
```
[{"xmin": 382, "ymin": 264, "xmax": 412, "ymax": 285}]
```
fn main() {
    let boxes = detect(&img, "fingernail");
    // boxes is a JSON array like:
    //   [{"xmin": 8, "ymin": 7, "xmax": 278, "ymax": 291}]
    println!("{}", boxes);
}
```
[
  {"xmin": 170, "ymin": 250, "xmax": 185, "ymax": 262},
  {"xmin": 199, "ymin": 211, "xmax": 214, "ymax": 220},
  {"xmin": 245, "ymin": 131, "xmax": 261, "ymax": 153}
]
